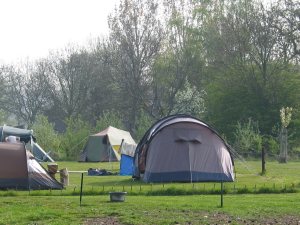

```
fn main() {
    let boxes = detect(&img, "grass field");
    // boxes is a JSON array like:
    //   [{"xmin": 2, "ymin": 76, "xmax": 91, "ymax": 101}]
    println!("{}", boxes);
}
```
[
  {"xmin": 40, "ymin": 160, "xmax": 300, "ymax": 195},
  {"xmin": 0, "ymin": 160, "xmax": 300, "ymax": 224}
]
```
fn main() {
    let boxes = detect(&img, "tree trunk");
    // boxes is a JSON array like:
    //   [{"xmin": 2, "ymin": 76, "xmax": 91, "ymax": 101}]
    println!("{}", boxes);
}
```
[{"xmin": 279, "ymin": 127, "xmax": 288, "ymax": 163}]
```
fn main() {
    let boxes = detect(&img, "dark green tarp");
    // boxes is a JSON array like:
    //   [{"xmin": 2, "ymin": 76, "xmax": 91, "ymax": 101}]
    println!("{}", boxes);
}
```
[{"xmin": 0, "ymin": 125, "xmax": 34, "ymax": 143}]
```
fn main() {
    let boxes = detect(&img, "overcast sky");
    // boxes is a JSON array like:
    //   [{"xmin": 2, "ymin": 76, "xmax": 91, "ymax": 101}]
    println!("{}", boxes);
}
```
[
  {"xmin": 0, "ymin": 0, "xmax": 119, "ymax": 64},
  {"xmin": 0, "ymin": 0, "xmax": 275, "ymax": 65}
]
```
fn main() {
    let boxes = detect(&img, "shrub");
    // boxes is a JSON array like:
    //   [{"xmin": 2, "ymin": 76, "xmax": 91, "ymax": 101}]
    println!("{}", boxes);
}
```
[
  {"xmin": 135, "ymin": 110, "xmax": 154, "ymax": 141},
  {"xmin": 234, "ymin": 118, "xmax": 263, "ymax": 157},
  {"xmin": 94, "ymin": 110, "xmax": 124, "ymax": 132},
  {"xmin": 31, "ymin": 115, "xmax": 61, "ymax": 159},
  {"xmin": 60, "ymin": 115, "xmax": 91, "ymax": 160}
]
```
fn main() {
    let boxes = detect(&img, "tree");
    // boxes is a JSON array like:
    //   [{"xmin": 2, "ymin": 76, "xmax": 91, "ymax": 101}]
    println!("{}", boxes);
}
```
[
  {"xmin": 43, "ymin": 47, "xmax": 97, "ymax": 123},
  {"xmin": 171, "ymin": 78, "xmax": 206, "ymax": 118},
  {"xmin": 234, "ymin": 118, "xmax": 263, "ymax": 156},
  {"xmin": 84, "ymin": 40, "xmax": 122, "ymax": 123},
  {"xmin": 271, "ymin": 0, "xmax": 300, "ymax": 59},
  {"xmin": 94, "ymin": 110, "xmax": 124, "ymax": 132},
  {"xmin": 1, "ymin": 62, "xmax": 48, "ymax": 126},
  {"xmin": 279, "ymin": 106, "xmax": 293, "ymax": 163},
  {"xmin": 200, "ymin": 0, "xmax": 299, "ymax": 138},
  {"xmin": 31, "ymin": 114, "xmax": 61, "ymax": 159},
  {"xmin": 0, "ymin": 66, "xmax": 6, "ymax": 104},
  {"xmin": 108, "ymin": 0, "xmax": 164, "ymax": 132},
  {"xmin": 59, "ymin": 115, "xmax": 91, "ymax": 160},
  {"xmin": 135, "ymin": 109, "xmax": 154, "ymax": 141},
  {"xmin": 149, "ymin": 0, "xmax": 205, "ymax": 118}
]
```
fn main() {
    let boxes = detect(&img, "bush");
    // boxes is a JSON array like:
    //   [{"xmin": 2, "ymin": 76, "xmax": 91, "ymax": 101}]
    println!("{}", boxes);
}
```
[
  {"xmin": 31, "ymin": 115, "xmax": 61, "ymax": 159},
  {"xmin": 263, "ymin": 135, "xmax": 280, "ymax": 156},
  {"xmin": 135, "ymin": 110, "xmax": 154, "ymax": 141},
  {"xmin": 234, "ymin": 118, "xmax": 263, "ymax": 157},
  {"xmin": 60, "ymin": 115, "xmax": 91, "ymax": 160},
  {"xmin": 94, "ymin": 110, "xmax": 124, "ymax": 132}
]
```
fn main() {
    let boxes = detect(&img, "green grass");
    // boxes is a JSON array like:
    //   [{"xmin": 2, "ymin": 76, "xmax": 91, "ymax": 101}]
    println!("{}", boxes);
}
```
[
  {"xmin": 1, "ymin": 160, "xmax": 299, "ymax": 196},
  {"xmin": 1, "ymin": 194, "xmax": 300, "ymax": 224},
  {"xmin": 37, "ymin": 160, "xmax": 300, "ymax": 196},
  {"xmin": 0, "ymin": 160, "xmax": 300, "ymax": 224}
]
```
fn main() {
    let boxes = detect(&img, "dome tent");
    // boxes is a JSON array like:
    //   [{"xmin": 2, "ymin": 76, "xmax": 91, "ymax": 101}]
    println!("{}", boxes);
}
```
[
  {"xmin": 79, "ymin": 126, "xmax": 136, "ymax": 162},
  {"xmin": 133, "ymin": 114, "xmax": 234, "ymax": 183},
  {"xmin": 0, "ymin": 142, "xmax": 62, "ymax": 190}
]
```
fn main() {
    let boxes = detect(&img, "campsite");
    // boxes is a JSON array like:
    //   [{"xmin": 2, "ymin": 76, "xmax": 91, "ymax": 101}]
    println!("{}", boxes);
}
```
[
  {"xmin": 1, "ymin": 0, "xmax": 300, "ymax": 224},
  {"xmin": 0, "ymin": 120, "xmax": 300, "ymax": 224},
  {"xmin": 1, "ymin": 161, "xmax": 300, "ymax": 224}
]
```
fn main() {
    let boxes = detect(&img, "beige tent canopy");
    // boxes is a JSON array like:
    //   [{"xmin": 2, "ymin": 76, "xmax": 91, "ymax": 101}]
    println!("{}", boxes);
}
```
[
  {"xmin": 79, "ymin": 126, "xmax": 136, "ymax": 162},
  {"xmin": 133, "ymin": 115, "xmax": 235, "ymax": 183}
]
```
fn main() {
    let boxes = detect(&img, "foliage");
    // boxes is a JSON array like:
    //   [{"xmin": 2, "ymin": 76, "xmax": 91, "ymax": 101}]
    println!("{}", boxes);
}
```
[
  {"xmin": 0, "ymin": 110, "xmax": 5, "ymax": 124},
  {"xmin": 202, "ymin": 0, "xmax": 299, "ymax": 137},
  {"xmin": 31, "ymin": 114, "xmax": 61, "ymax": 159},
  {"xmin": 172, "ymin": 79, "xmax": 206, "ymax": 118},
  {"xmin": 94, "ymin": 110, "xmax": 124, "ymax": 132},
  {"xmin": 234, "ymin": 119, "xmax": 263, "ymax": 156},
  {"xmin": 43, "ymin": 48, "xmax": 98, "ymax": 120},
  {"xmin": 0, "ymin": 0, "xmax": 299, "ymax": 159},
  {"xmin": 280, "ymin": 107, "xmax": 293, "ymax": 128},
  {"xmin": 134, "ymin": 110, "xmax": 154, "ymax": 141},
  {"xmin": 263, "ymin": 135, "xmax": 280, "ymax": 156},
  {"xmin": 0, "ymin": 111, "xmax": 17, "ymax": 128},
  {"xmin": 0, "ymin": 63, "xmax": 47, "ymax": 126},
  {"xmin": 108, "ymin": 0, "xmax": 163, "ymax": 132},
  {"xmin": 59, "ymin": 116, "xmax": 91, "ymax": 160}
]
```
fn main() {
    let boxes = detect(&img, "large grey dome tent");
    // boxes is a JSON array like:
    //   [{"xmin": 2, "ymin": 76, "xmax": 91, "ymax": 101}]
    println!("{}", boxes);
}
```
[{"xmin": 133, "ymin": 115, "xmax": 234, "ymax": 183}]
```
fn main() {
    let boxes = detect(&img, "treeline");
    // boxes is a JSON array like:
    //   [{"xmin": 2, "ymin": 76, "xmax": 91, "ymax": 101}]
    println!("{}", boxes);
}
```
[{"xmin": 0, "ymin": 0, "xmax": 299, "ymax": 160}]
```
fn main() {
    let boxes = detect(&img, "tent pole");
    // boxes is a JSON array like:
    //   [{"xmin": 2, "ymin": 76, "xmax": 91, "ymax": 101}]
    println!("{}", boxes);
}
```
[
  {"xmin": 80, "ymin": 173, "xmax": 84, "ymax": 206},
  {"xmin": 220, "ymin": 181, "xmax": 224, "ymax": 208},
  {"xmin": 109, "ymin": 146, "xmax": 113, "ymax": 171}
]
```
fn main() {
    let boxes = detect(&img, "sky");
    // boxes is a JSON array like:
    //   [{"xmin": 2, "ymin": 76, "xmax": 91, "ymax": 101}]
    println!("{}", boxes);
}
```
[
  {"xmin": 0, "ymin": 0, "xmax": 275, "ymax": 65},
  {"xmin": 0, "ymin": 0, "xmax": 119, "ymax": 64}
]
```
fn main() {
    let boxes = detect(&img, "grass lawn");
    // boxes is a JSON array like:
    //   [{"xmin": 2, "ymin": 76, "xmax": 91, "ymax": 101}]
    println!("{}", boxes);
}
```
[
  {"xmin": 1, "ymin": 194, "xmax": 300, "ymax": 224},
  {"xmin": 0, "ymin": 160, "xmax": 299, "ymax": 224},
  {"xmin": 37, "ymin": 160, "xmax": 300, "ymax": 195}
]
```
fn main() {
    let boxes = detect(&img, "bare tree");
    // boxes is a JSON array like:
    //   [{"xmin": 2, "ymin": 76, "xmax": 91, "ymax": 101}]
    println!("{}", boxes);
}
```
[
  {"xmin": 108, "ymin": 0, "xmax": 164, "ymax": 132},
  {"xmin": 149, "ymin": 0, "xmax": 205, "ymax": 118},
  {"xmin": 271, "ymin": 0, "xmax": 300, "ymax": 60},
  {"xmin": 43, "ymin": 47, "xmax": 97, "ymax": 122},
  {"xmin": 85, "ymin": 40, "xmax": 122, "ymax": 123},
  {"xmin": 1, "ymin": 62, "xmax": 48, "ymax": 126}
]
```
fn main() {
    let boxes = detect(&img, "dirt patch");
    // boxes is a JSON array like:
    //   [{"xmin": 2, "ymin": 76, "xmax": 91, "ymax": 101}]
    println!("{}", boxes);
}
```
[
  {"xmin": 83, "ymin": 217, "xmax": 124, "ymax": 225},
  {"xmin": 83, "ymin": 214, "xmax": 300, "ymax": 225},
  {"xmin": 256, "ymin": 215, "xmax": 300, "ymax": 225},
  {"xmin": 206, "ymin": 213, "xmax": 300, "ymax": 225}
]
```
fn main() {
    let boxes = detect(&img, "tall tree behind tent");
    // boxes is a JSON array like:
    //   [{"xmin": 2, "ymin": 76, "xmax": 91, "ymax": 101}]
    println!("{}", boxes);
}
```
[{"xmin": 79, "ymin": 126, "xmax": 136, "ymax": 162}]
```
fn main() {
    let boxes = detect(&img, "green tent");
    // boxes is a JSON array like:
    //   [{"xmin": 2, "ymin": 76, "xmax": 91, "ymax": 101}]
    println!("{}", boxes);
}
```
[{"xmin": 79, "ymin": 126, "xmax": 136, "ymax": 162}]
